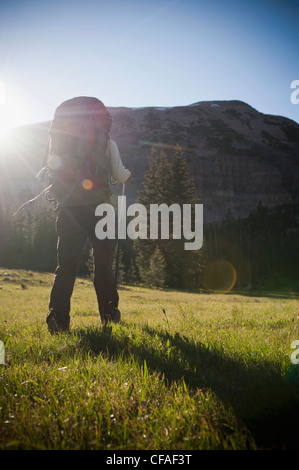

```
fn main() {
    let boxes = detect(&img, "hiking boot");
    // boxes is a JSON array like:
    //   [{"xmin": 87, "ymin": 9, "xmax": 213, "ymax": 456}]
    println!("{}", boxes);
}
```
[
  {"xmin": 46, "ymin": 309, "xmax": 70, "ymax": 334},
  {"xmin": 101, "ymin": 307, "xmax": 121, "ymax": 325},
  {"xmin": 111, "ymin": 308, "xmax": 121, "ymax": 323}
]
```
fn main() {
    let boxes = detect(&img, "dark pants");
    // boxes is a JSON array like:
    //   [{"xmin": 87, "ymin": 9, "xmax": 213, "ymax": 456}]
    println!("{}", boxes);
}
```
[{"xmin": 49, "ymin": 205, "xmax": 118, "ymax": 324}]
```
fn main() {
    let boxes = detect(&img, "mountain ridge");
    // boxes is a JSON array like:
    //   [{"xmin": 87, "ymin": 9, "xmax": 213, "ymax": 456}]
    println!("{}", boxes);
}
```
[{"xmin": 1, "ymin": 99, "xmax": 298, "ymax": 222}]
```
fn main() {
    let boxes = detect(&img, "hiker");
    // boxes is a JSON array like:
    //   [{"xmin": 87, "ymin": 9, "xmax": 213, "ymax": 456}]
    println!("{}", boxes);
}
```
[{"xmin": 42, "ymin": 97, "xmax": 131, "ymax": 333}]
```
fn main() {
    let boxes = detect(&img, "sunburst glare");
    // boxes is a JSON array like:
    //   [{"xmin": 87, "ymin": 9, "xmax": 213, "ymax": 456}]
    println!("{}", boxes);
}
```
[{"xmin": 0, "ymin": 81, "xmax": 30, "ymax": 139}]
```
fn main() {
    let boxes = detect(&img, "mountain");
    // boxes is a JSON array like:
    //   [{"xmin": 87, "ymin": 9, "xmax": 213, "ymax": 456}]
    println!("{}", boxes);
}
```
[{"xmin": 1, "ymin": 99, "xmax": 299, "ymax": 222}]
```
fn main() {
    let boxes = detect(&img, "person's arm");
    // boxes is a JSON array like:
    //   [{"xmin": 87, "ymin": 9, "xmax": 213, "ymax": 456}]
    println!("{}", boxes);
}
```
[{"xmin": 108, "ymin": 139, "xmax": 131, "ymax": 183}]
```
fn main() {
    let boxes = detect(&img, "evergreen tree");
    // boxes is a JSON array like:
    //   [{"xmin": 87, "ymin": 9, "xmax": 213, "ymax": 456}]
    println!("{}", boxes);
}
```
[
  {"xmin": 2, "ymin": 196, "xmax": 57, "ymax": 272},
  {"xmin": 29, "ymin": 199, "xmax": 57, "ymax": 272},
  {"xmin": 135, "ymin": 145, "xmax": 205, "ymax": 290},
  {"xmin": 135, "ymin": 149, "xmax": 170, "ymax": 282},
  {"xmin": 169, "ymin": 145, "xmax": 199, "ymax": 205},
  {"xmin": 138, "ymin": 148, "xmax": 170, "ymax": 207},
  {"xmin": 142, "ymin": 247, "xmax": 166, "ymax": 288},
  {"xmin": 165, "ymin": 145, "xmax": 203, "ymax": 288},
  {"xmin": 85, "ymin": 247, "xmax": 94, "ymax": 280}
]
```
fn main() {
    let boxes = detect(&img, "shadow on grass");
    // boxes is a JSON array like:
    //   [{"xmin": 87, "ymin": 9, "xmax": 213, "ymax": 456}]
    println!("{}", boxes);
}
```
[
  {"xmin": 74, "ymin": 323, "xmax": 299, "ymax": 450},
  {"xmin": 228, "ymin": 289, "xmax": 299, "ymax": 300}
]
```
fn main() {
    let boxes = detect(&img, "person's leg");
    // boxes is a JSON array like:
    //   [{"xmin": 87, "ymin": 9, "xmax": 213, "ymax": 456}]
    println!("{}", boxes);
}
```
[
  {"xmin": 87, "ymin": 208, "xmax": 119, "ymax": 323},
  {"xmin": 92, "ymin": 238, "xmax": 120, "ymax": 323},
  {"xmin": 47, "ymin": 207, "xmax": 86, "ymax": 332}
]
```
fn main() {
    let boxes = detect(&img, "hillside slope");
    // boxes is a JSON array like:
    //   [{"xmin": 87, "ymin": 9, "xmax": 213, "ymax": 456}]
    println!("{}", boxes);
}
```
[{"xmin": 1, "ymin": 100, "xmax": 298, "ymax": 221}]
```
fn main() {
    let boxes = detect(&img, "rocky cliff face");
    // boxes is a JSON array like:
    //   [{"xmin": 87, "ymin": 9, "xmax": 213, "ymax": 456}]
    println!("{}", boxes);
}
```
[
  {"xmin": 108, "ymin": 100, "xmax": 299, "ymax": 221},
  {"xmin": 1, "ymin": 99, "xmax": 299, "ymax": 222}
]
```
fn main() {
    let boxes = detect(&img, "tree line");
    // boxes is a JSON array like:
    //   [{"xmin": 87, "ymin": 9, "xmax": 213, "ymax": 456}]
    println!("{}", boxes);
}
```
[{"xmin": 0, "ymin": 146, "xmax": 298, "ymax": 292}]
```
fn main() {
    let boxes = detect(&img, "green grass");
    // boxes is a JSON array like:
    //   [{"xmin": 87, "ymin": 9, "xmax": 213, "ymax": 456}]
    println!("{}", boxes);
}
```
[{"xmin": 1, "ymin": 268, "xmax": 299, "ymax": 450}]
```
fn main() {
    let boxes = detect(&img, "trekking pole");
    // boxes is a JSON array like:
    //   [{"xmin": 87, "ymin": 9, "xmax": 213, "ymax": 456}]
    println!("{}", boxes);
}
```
[
  {"xmin": 109, "ymin": 182, "xmax": 126, "ymax": 323},
  {"xmin": 12, "ymin": 139, "xmax": 51, "ymax": 218},
  {"xmin": 114, "ymin": 182, "xmax": 126, "ymax": 289},
  {"xmin": 12, "ymin": 184, "xmax": 53, "ymax": 217}
]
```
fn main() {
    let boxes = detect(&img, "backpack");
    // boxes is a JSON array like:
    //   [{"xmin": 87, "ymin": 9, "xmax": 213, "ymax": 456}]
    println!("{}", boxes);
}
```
[{"xmin": 46, "ymin": 96, "xmax": 112, "ymax": 206}]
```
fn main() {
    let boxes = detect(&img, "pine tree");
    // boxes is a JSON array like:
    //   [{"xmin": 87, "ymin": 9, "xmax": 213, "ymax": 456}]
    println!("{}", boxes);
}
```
[
  {"xmin": 138, "ymin": 148, "xmax": 170, "ymax": 207},
  {"xmin": 169, "ymin": 145, "xmax": 199, "ymax": 205},
  {"xmin": 143, "ymin": 247, "xmax": 166, "ymax": 288},
  {"xmin": 166, "ymin": 145, "xmax": 203, "ymax": 288},
  {"xmin": 135, "ymin": 149, "xmax": 170, "ymax": 281},
  {"xmin": 85, "ymin": 247, "xmax": 94, "ymax": 280},
  {"xmin": 135, "ymin": 145, "xmax": 205, "ymax": 290},
  {"xmin": 2, "ymin": 196, "xmax": 57, "ymax": 272}
]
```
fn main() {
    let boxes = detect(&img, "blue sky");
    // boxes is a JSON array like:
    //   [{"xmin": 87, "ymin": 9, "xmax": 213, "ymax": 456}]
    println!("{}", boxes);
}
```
[{"xmin": 0, "ymin": 0, "xmax": 298, "ymax": 133}]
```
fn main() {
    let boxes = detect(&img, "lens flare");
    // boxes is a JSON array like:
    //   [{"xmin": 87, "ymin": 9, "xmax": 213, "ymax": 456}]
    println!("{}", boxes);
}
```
[
  {"xmin": 82, "ymin": 178, "xmax": 93, "ymax": 190},
  {"xmin": 202, "ymin": 259, "xmax": 237, "ymax": 293}
]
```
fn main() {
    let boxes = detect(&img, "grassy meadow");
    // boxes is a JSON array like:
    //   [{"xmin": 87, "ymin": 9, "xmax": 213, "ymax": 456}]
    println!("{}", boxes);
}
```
[{"xmin": 1, "ymin": 268, "xmax": 299, "ymax": 450}]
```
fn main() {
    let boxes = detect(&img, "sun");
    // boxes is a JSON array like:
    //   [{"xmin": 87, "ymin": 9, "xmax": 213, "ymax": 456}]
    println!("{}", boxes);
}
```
[
  {"xmin": 0, "ymin": 80, "xmax": 30, "ymax": 138},
  {"xmin": 0, "ymin": 80, "xmax": 5, "ymax": 105}
]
